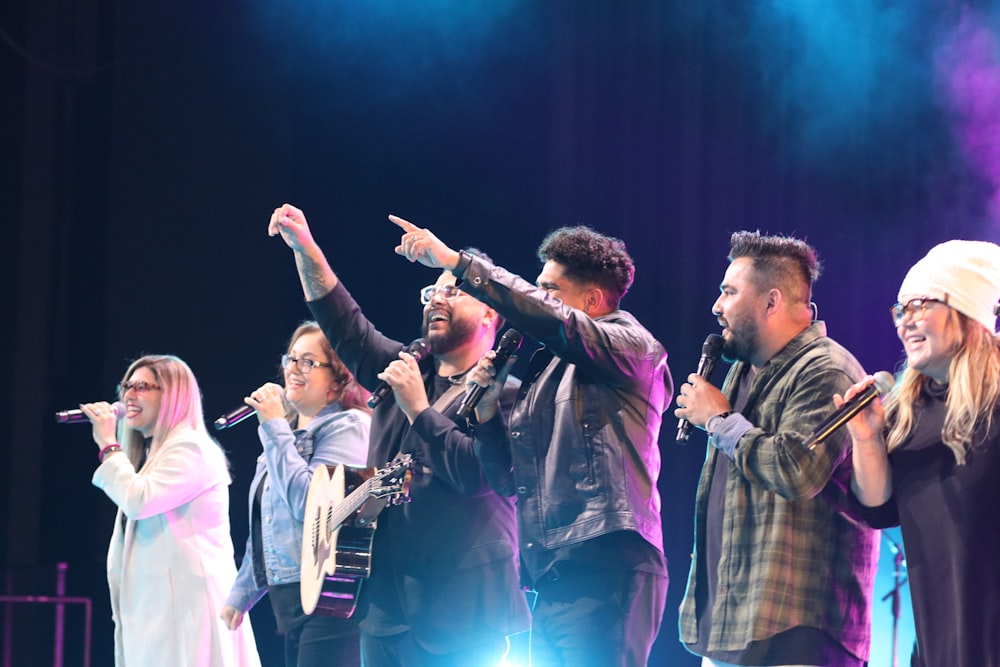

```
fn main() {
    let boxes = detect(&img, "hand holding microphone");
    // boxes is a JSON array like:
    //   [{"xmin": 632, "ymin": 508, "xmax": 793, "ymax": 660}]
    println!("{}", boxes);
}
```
[
  {"xmin": 54, "ymin": 401, "xmax": 127, "ymax": 452},
  {"xmin": 813, "ymin": 371, "xmax": 895, "ymax": 450},
  {"xmin": 214, "ymin": 383, "xmax": 285, "ymax": 430},
  {"xmin": 675, "ymin": 334, "xmax": 726, "ymax": 442},
  {"xmin": 368, "ymin": 338, "xmax": 430, "ymax": 409},
  {"xmin": 55, "ymin": 401, "xmax": 126, "ymax": 424},
  {"xmin": 248, "ymin": 383, "xmax": 286, "ymax": 423},
  {"xmin": 457, "ymin": 329, "xmax": 523, "ymax": 422}
]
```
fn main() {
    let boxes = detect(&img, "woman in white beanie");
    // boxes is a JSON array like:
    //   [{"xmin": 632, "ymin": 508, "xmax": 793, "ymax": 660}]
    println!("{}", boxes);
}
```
[{"xmin": 837, "ymin": 239, "xmax": 1000, "ymax": 667}]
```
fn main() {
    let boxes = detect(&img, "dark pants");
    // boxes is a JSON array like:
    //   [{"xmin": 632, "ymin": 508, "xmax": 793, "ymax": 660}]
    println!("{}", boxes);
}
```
[
  {"xmin": 529, "ymin": 566, "xmax": 667, "ymax": 667},
  {"xmin": 360, "ymin": 629, "xmax": 508, "ymax": 667},
  {"xmin": 269, "ymin": 583, "xmax": 361, "ymax": 667}
]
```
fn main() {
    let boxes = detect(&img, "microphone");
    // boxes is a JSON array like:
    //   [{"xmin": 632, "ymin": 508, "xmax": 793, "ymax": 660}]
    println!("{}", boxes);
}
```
[
  {"xmin": 804, "ymin": 370, "xmax": 895, "ymax": 450},
  {"xmin": 368, "ymin": 338, "xmax": 431, "ymax": 408},
  {"xmin": 457, "ymin": 329, "xmax": 524, "ymax": 420},
  {"xmin": 55, "ymin": 401, "xmax": 126, "ymax": 424},
  {"xmin": 676, "ymin": 334, "xmax": 725, "ymax": 443},
  {"xmin": 214, "ymin": 404, "xmax": 256, "ymax": 431}
]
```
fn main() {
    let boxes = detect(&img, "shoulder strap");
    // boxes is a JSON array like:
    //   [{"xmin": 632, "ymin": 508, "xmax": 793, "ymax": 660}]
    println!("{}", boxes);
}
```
[{"xmin": 432, "ymin": 381, "xmax": 468, "ymax": 413}]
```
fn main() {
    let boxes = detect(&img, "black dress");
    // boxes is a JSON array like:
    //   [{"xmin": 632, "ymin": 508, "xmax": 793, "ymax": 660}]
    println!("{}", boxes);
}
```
[{"xmin": 852, "ymin": 381, "xmax": 1000, "ymax": 667}]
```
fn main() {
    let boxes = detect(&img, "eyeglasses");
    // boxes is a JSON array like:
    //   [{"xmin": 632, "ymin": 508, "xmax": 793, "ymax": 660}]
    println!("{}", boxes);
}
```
[
  {"xmin": 281, "ymin": 354, "xmax": 332, "ymax": 374},
  {"xmin": 119, "ymin": 380, "xmax": 161, "ymax": 395},
  {"xmin": 420, "ymin": 284, "xmax": 463, "ymax": 305},
  {"xmin": 890, "ymin": 296, "xmax": 948, "ymax": 326}
]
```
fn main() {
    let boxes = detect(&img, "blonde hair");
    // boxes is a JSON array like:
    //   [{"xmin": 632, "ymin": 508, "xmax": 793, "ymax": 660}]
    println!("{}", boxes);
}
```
[
  {"xmin": 116, "ymin": 354, "xmax": 214, "ymax": 469},
  {"xmin": 885, "ymin": 310, "xmax": 1000, "ymax": 464}
]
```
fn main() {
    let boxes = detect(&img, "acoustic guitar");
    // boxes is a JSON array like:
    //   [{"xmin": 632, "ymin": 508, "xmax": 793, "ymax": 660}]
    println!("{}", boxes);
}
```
[{"xmin": 300, "ymin": 454, "xmax": 412, "ymax": 617}]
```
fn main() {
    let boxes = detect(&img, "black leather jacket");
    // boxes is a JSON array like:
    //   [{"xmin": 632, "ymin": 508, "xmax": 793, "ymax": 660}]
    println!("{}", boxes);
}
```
[{"xmin": 460, "ymin": 253, "xmax": 673, "ymax": 569}]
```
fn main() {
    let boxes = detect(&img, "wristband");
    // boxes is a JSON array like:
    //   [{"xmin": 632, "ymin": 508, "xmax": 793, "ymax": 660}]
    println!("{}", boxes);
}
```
[{"xmin": 99, "ymin": 443, "xmax": 122, "ymax": 463}]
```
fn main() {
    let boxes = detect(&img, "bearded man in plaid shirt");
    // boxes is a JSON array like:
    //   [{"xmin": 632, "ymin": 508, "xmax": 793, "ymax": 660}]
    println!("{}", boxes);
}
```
[{"xmin": 674, "ymin": 231, "xmax": 880, "ymax": 667}]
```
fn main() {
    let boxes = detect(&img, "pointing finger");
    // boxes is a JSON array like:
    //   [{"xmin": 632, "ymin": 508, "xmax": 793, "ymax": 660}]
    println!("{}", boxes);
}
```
[{"xmin": 388, "ymin": 214, "xmax": 418, "ymax": 232}]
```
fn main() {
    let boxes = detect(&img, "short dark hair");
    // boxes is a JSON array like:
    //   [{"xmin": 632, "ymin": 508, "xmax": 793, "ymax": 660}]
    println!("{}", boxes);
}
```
[
  {"xmin": 728, "ymin": 230, "xmax": 820, "ymax": 306},
  {"xmin": 537, "ymin": 226, "xmax": 635, "ymax": 306}
]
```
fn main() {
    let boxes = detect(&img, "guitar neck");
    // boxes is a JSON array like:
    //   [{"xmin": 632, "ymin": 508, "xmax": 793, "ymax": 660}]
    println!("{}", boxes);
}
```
[{"xmin": 327, "ymin": 475, "xmax": 378, "ymax": 528}]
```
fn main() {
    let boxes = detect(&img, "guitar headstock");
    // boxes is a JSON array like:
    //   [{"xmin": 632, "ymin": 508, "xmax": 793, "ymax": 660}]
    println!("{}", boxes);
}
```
[{"xmin": 369, "ymin": 454, "xmax": 413, "ymax": 503}]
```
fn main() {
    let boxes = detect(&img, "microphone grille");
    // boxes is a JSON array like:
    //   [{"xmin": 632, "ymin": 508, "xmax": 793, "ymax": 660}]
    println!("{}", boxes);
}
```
[
  {"xmin": 702, "ymin": 334, "xmax": 724, "ymax": 358},
  {"xmin": 405, "ymin": 338, "xmax": 431, "ymax": 361},
  {"xmin": 872, "ymin": 371, "xmax": 895, "ymax": 395},
  {"xmin": 499, "ymin": 329, "xmax": 524, "ymax": 352}
]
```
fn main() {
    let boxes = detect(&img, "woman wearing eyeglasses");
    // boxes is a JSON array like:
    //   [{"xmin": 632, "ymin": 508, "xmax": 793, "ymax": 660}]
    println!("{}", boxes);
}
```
[
  {"xmin": 79, "ymin": 354, "xmax": 261, "ymax": 666},
  {"xmin": 221, "ymin": 321, "xmax": 371, "ymax": 667},
  {"xmin": 838, "ymin": 240, "xmax": 1000, "ymax": 667}
]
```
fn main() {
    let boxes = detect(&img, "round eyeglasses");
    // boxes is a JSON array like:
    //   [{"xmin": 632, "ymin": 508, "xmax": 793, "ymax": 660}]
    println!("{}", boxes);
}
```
[
  {"xmin": 281, "ymin": 354, "xmax": 332, "ymax": 374},
  {"xmin": 890, "ymin": 297, "xmax": 947, "ymax": 327},
  {"xmin": 420, "ymin": 284, "xmax": 463, "ymax": 305}
]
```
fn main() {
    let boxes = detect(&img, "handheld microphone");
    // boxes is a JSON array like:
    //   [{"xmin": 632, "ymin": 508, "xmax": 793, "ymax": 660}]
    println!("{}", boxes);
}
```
[
  {"xmin": 214, "ymin": 405, "xmax": 256, "ymax": 431},
  {"xmin": 368, "ymin": 338, "xmax": 431, "ymax": 408},
  {"xmin": 804, "ymin": 371, "xmax": 895, "ymax": 450},
  {"xmin": 457, "ymin": 329, "xmax": 523, "ymax": 420},
  {"xmin": 676, "ymin": 334, "xmax": 725, "ymax": 443},
  {"xmin": 55, "ymin": 402, "xmax": 126, "ymax": 424}
]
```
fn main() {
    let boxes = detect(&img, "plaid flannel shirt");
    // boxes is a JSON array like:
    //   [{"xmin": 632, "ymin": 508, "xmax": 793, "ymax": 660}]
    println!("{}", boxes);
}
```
[{"xmin": 679, "ymin": 322, "xmax": 880, "ymax": 660}]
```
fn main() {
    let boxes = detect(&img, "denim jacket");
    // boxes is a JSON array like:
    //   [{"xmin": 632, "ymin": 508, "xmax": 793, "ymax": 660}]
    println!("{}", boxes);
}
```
[{"xmin": 225, "ymin": 402, "xmax": 370, "ymax": 612}]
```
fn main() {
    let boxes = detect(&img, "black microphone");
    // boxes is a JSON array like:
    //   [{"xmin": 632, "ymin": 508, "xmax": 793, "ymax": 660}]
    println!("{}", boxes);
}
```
[
  {"xmin": 804, "ymin": 370, "xmax": 895, "ymax": 450},
  {"xmin": 214, "ymin": 404, "xmax": 257, "ymax": 431},
  {"xmin": 55, "ymin": 401, "xmax": 126, "ymax": 424},
  {"xmin": 368, "ymin": 338, "xmax": 431, "ymax": 409},
  {"xmin": 457, "ymin": 329, "xmax": 524, "ymax": 420},
  {"xmin": 676, "ymin": 334, "xmax": 725, "ymax": 443}
]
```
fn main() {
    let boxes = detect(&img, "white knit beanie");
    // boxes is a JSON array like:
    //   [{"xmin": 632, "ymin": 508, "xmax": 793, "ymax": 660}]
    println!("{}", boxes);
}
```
[{"xmin": 898, "ymin": 239, "xmax": 1000, "ymax": 333}]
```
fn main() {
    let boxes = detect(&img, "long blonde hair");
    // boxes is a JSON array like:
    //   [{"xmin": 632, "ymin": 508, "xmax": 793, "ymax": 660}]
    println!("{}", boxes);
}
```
[
  {"xmin": 884, "ymin": 311, "xmax": 1000, "ymax": 464},
  {"xmin": 116, "ymin": 355, "xmax": 213, "ymax": 469}
]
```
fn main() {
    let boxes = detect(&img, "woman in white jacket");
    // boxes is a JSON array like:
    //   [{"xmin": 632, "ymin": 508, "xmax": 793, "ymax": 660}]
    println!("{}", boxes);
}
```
[{"xmin": 80, "ymin": 354, "xmax": 261, "ymax": 667}]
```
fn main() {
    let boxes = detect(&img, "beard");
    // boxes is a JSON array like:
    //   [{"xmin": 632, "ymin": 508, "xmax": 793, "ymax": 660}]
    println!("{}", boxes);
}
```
[
  {"xmin": 721, "ymin": 315, "xmax": 760, "ymax": 365},
  {"xmin": 421, "ymin": 312, "xmax": 478, "ymax": 356}
]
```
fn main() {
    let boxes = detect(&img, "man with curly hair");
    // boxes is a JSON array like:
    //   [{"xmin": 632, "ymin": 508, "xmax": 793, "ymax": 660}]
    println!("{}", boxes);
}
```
[
  {"xmin": 674, "ymin": 231, "xmax": 879, "ymax": 667},
  {"xmin": 392, "ymin": 215, "xmax": 673, "ymax": 667}
]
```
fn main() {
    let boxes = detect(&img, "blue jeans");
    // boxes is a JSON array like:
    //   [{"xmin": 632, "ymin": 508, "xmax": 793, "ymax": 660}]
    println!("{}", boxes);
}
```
[{"xmin": 529, "ymin": 565, "xmax": 667, "ymax": 667}]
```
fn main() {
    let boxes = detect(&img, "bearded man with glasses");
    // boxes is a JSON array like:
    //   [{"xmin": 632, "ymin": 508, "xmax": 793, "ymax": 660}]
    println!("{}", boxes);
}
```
[{"xmin": 267, "ymin": 203, "xmax": 529, "ymax": 667}]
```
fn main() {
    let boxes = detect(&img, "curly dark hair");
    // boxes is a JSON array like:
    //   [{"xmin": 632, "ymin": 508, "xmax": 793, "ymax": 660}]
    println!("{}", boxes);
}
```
[
  {"xmin": 537, "ymin": 226, "xmax": 635, "ymax": 306},
  {"xmin": 728, "ymin": 230, "xmax": 821, "ymax": 306}
]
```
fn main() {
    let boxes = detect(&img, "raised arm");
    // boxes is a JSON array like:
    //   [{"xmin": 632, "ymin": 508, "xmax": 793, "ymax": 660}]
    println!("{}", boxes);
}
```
[
  {"xmin": 389, "ymin": 213, "xmax": 462, "ymax": 270},
  {"xmin": 269, "ymin": 203, "xmax": 339, "ymax": 301}
]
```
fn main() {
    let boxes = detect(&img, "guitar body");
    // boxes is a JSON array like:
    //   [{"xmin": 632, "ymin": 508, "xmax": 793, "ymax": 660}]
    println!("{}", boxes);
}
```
[{"xmin": 300, "ymin": 456, "xmax": 412, "ymax": 618}]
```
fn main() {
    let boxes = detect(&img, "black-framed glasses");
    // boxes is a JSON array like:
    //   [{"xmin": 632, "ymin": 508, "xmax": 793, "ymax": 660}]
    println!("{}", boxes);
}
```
[
  {"xmin": 420, "ymin": 284, "xmax": 463, "ymax": 305},
  {"xmin": 890, "ymin": 296, "xmax": 948, "ymax": 326},
  {"xmin": 281, "ymin": 354, "xmax": 332, "ymax": 374},
  {"xmin": 119, "ymin": 380, "xmax": 161, "ymax": 395}
]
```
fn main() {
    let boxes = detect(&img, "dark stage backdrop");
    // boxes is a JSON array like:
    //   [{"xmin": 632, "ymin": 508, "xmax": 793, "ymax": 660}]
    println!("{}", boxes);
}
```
[{"xmin": 5, "ymin": 1, "xmax": 999, "ymax": 664}]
